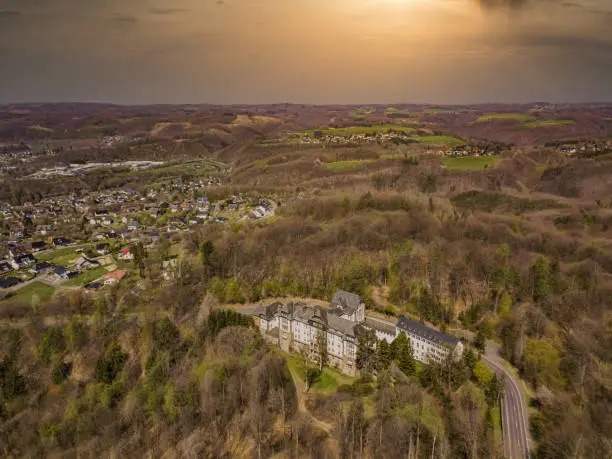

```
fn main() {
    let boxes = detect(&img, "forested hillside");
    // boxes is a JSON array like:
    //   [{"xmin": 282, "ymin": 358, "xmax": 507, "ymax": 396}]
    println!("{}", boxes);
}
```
[{"xmin": 1, "ymin": 106, "xmax": 611, "ymax": 458}]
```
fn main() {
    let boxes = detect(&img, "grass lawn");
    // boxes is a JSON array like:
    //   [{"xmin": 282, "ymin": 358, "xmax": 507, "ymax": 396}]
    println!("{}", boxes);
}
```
[
  {"xmin": 300, "ymin": 124, "xmax": 417, "ymax": 136},
  {"xmin": 325, "ymin": 160, "xmax": 375, "ymax": 173},
  {"xmin": 37, "ymin": 244, "xmax": 92, "ymax": 266},
  {"xmin": 443, "ymin": 156, "xmax": 501, "ymax": 170},
  {"xmin": 7, "ymin": 282, "xmax": 56, "ymax": 303},
  {"xmin": 474, "ymin": 113, "xmax": 535, "ymax": 123},
  {"xmin": 417, "ymin": 135, "xmax": 465, "ymax": 147},
  {"xmin": 284, "ymin": 352, "xmax": 355, "ymax": 393},
  {"xmin": 523, "ymin": 119, "xmax": 575, "ymax": 128},
  {"xmin": 491, "ymin": 406, "xmax": 503, "ymax": 449},
  {"xmin": 63, "ymin": 266, "xmax": 108, "ymax": 287}
]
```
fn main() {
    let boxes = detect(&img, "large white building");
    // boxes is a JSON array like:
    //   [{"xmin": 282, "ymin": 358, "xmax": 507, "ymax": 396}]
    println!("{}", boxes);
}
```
[
  {"xmin": 258, "ymin": 290, "xmax": 365, "ymax": 375},
  {"xmin": 257, "ymin": 290, "xmax": 463, "ymax": 375},
  {"xmin": 395, "ymin": 316, "xmax": 463, "ymax": 364}
]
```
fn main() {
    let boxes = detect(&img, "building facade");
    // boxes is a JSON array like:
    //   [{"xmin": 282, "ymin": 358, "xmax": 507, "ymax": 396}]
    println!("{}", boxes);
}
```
[
  {"xmin": 257, "ymin": 290, "xmax": 463, "ymax": 375},
  {"xmin": 395, "ymin": 316, "xmax": 464, "ymax": 364}
]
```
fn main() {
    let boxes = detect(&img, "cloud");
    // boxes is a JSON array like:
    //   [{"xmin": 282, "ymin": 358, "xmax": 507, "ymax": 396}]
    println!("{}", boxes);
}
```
[
  {"xmin": 148, "ymin": 7, "xmax": 188, "ymax": 15},
  {"xmin": 478, "ymin": 0, "xmax": 528, "ymax": 10},
  {"xmin": 0, "ymin": 9, "xmax": 20, "ymax": 19},
  {"xmin": 108, "ymin": 13, "xmax": 138, "ymax": 25},
  {"xmin": 515, "ymin": 33, "xmax": 612, "ymax": 53}
]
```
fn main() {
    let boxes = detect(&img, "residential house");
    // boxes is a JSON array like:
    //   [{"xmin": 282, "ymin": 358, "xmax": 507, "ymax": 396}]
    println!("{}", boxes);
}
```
[
  {"xmin": 0, "ymin": 261, "xmax": 13, "ymax": 274},
  {"xmin": 126, "ymin": 221, "xmax": 141, "ymax": 232},
  {"xmin": 30, "ymin": 262, "xmax": 54, "ymax": 275},
  {"xmin": 10, "ymin": 253, "xmax": 37, "ymax": 270},
  {"xmin": 104, "ymin": 270, "xmax": 125, "ymax": 285},
  {"xmin": 52, "ymin": 237, "xmax": 70, "ymax": 247},
  {"xmin": 74, "ymin": 257, "xmax": 100, "ymax": 271},
  {"xmin": 96, "ymin": 243, "xmax": 110, "ymax": 255},
  {"xmin": 54, "ymin": 266, "xmax": 70, "ymax": 280},
  {"xmin": 162, "ymin": 257, "xmax": 178, "ymax": 281},
  {"xmin": 118, "ymin": 247, "xmax": 134, "ymax": 261},
  {"xmin": 0, "ymin": 277, "xmax": 21, "ymax": 289},
  {"xmin": 30, "ymin": 240, "xmax": 47, "ymax": 252}
]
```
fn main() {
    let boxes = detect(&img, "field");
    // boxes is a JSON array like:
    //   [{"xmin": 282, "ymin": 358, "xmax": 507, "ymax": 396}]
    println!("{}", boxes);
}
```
[
  {"xmin": 443, "ymin": 156, "xmax": 501, "ymax": 170},
  {"xmin": 474, "ymin": 113, "xmax": 535, "ymax": 123},
  {"xmin": 285, "ymin": 353, "xmax": 355, "ymax": 393},
  {"xmin": 524, "ymin": 119, "xmax": 575, "ymax": 128},
  {"xmin": 300, "ymin": 124, "xmax": 417, "ymax": 136},
  {"xmin": 417, "ymin": 135, "xmax": 465, "ymax": 147},
  {"xmin": 7, "ymin": 282, "xmax": 56, "ymax": 304},
  {"xmin": 36, "ymin": 245, "xmax": 92, "ymax": 266},
  {"xmin": 63, "ymin": 266, "xmax": 108, "ymax": 286},
  {"xmin": 324, "ymin": 160, "xmax": 375, "ymax": 173}
]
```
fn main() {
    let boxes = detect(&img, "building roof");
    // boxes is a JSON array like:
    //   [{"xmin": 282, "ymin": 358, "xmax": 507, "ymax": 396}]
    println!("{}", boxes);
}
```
[
  {"xmin": 104, "ymin": 270, "xmax": 125, "ymax": 281},
  {"xmin": 331, "ymin": 290, "xmax": 363, "ymax": 315},
  {"xmin": 0, "ymin": 277, "xmax": 21, "ymax": 288},
  {"xmin": 15, "ymin": 253, "xmax": 36, "ymax": 263},
  {"xmin": 327, "ymin": 313, "xmax": 357, "ymax": 338},
  {"xmin": 260, "ymin": 301, "xmax": 282, "ymax": 320},
  {"xmin": 32, "ymin": 261, "xmax": 52, "ymax": 271},
  {"xmin": 396, "ymin": 316, "xmax": 459, "ymax": 347},
  {"xmin": 364, "ymin": 317, "xmax": 396, "ymax": 336},
  {"xmin": 0, "ymin": 262, "xmax": 13, "ymax": 272}
]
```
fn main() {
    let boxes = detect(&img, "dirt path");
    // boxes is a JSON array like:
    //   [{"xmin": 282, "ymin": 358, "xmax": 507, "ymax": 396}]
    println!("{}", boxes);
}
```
[{"xmin": 287, "ymin": 366, "xmax": 333, "ymax": 434}]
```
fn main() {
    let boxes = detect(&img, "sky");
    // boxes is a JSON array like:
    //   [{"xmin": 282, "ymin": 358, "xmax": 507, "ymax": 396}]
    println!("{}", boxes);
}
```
[{"xmin": 0, "ymin": 0, "xmax": 611, "ymax": 104}]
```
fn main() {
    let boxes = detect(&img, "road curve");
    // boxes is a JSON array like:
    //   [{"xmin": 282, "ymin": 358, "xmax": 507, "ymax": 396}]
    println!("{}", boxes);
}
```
[
  {"xmin": 483, "ymin": 354, "xmax": 532, "ymax": 459},
  {"xmin": 239, "ymin": 304, "xmax": 533, "ymax": 458}
]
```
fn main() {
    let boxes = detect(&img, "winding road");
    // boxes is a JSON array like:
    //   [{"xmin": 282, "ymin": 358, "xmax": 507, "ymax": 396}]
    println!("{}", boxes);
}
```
[
  {"xmin": 483, "ymin": 351, "xmax": 532, "ymax": 459},
  {"xmin": 231, "ymin": 302, "xmax": 534, "ymax": 458}
]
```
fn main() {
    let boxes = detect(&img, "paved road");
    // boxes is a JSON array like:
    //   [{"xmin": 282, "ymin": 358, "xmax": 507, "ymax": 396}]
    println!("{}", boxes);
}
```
[{"xmin": 483, "ymin": 353, "xmax": 532, "ymax": 459}]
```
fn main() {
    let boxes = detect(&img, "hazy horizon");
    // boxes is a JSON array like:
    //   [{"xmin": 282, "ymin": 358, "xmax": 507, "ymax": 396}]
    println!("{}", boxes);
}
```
[{"xmin": 1, "ymin": 0, "xmax": 611, "ymax": 104}]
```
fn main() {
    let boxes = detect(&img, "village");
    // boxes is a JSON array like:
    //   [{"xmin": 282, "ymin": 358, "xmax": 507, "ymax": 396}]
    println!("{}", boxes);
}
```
[{"xmin": 0, "ymin": 178, "xmax": 276, "ymax": 299}]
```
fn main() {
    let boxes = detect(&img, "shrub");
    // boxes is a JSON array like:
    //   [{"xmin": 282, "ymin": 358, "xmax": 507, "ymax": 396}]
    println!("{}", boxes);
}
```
[
  {"xmin": 38, "ymin": 327, "xmax": 66, "ymax": 365},
  {"xmin": 95, "ymin": 344, "xmax": 128, "ymax": 385},
  {"xmin": 51, "ymin": 362, "xmax": 72, "ymax": 385}
]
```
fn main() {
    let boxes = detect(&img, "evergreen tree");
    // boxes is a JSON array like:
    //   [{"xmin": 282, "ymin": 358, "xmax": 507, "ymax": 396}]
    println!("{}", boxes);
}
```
[
  {"xmin": 132, "ymin": 242, "xmax": 146, "ymax": 278},
  {"xmin": 473, "ymin": 329, "xmax": 486, "ymax": 352},
  {"xmin": 530, "ymin": 256, "xmax": 551, "ymax": 302},
  {"xmin": 356, "ymin": 328, "xmax": 378, "ymax": 374},
  {"xmin": 377, "ymin": 339, "xmax": 392, "ymax": 370},
  {"xmin": 391, "ymin": 332, "xmax": 416, "ymax": 376},
  {"xmin": 200, "ymin": 240, "xmax": 215, "ymax": 266},
  {"xmin": 463, "ymin": 346, "xmax": 477, "ymax": 371},
  {"xmin": 398, "ymin": 337, "xmax": 416, "ymax": 376}
]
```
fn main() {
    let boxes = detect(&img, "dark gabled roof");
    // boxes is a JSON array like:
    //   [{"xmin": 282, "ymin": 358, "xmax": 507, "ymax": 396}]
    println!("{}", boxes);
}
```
[
  {"xmin": 327, "ymin": 313, "xmax": 357, "ymax": 338},
  {"xmin": 54, "ymin": 266, "xmax": 67, "ymax": 275},
  {"xmin": 0, "ymin": 261, "xmax": 13, "ymax": 272},
  {"xmin": 31, "ymin": 241, "xmax": 46, "ymax": 249},
  {"xmin": 331, "ymin": 290, "xmax": 363, "ymax": 315},
  {"xmin": 15, "ymin": 254, "xmax": 36, "ymax": 262},
  {"xmin": 260, "ymin": 302, "xmax": 282, "ymax": 319},
  {"xmin": 32, "ymin": 262, "xmax": 52, "ymax": 271},
  {"xmin": 0, "ymin": 277, "xmax": 21, "ymax": 288},
  {"xmin": 396, "ymin": 316, "xmax": 459, "ymax": 347},
  {"xmin": 364, "ymin": 317, "xmax": 396, "ymax": 336}
]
